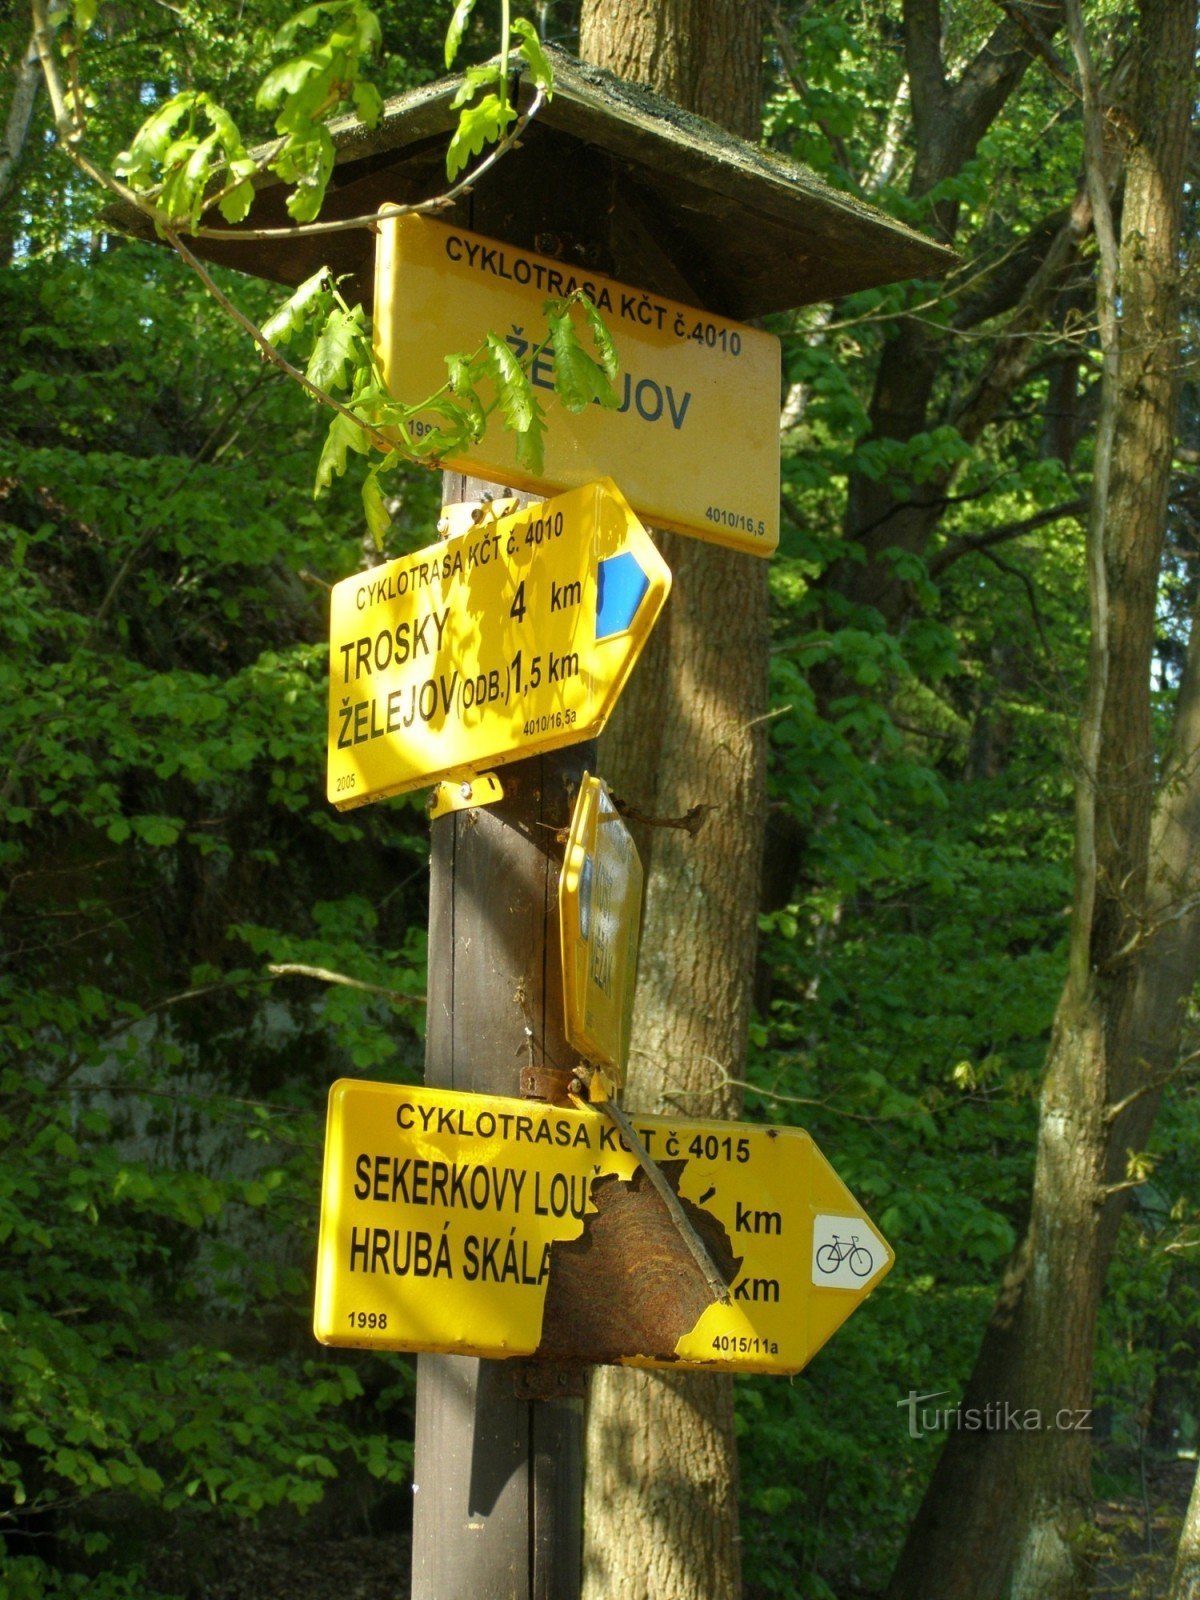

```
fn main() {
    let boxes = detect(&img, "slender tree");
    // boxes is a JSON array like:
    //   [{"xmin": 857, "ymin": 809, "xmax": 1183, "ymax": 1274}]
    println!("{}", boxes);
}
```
[{"xmin": 887, "ymin": 2, "xmax": 1199, "ymax": 1595}]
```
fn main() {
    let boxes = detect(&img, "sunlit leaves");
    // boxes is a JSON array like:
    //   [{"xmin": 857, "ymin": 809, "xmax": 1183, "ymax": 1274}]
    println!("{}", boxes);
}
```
[
  {"xmin": 255, "ymin": 1, "xmax": 384, "ymax": 220},
  {"xmin": 545, "ymin": 296, "xmax": 619, "ymax": 413},
  {"xmin": 446, "ymin": 93, "xmax": 517, "ymax": 179},
  {"xmin": 113, "ymin": 3, "xmax": 384, "ymax": 229},
  {"xmin": 258, "ymin": 266, "xmax": 332, "ymax": 346},
  {"xmin": 315, "ymin": 404, "xmax": 372, "ymax": 492},
  {"xmin": 114, "ymin": 91, "xmax": 257, "ymax": 232},
  {"xmin": 444, "ymin": 0, "xmax": 477, "ymax": 67},
  {"xmin": 510, "ymin": 17, "xmax": 553, "ymax": 92},
  {"xmin": 444, "ymin": 16, "xmax": 555, "ymax": 181}
]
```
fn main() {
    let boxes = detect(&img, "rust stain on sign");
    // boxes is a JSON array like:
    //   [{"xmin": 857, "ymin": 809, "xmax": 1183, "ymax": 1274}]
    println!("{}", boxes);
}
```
[
  {"xmin": 536, "ymin": 1162, "xmax": 741, "ymax": 1364},
  {"xmin": 314, "ymin": 1080, "xmax": 893, "ymax": 1374}
]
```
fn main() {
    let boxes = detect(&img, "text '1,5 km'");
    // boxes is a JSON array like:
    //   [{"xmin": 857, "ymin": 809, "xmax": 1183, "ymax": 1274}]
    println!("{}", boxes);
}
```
[{"xmin": 326, "ymin": 479, "xmax": 670, "ymax": 809}]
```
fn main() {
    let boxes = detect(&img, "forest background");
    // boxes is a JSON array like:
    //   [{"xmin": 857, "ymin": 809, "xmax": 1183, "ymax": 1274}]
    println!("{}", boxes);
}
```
[{"xmin": 3, "ymin": 1, "xmax": 1199, "ymax": 1598}]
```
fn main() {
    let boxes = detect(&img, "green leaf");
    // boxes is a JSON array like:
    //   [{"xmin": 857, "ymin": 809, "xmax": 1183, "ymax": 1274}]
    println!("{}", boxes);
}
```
[
  {"xmin": 257, "ymin": 50, "xmax": 327, "ymax": 110},
  {"xmin": 485, "ymin": 332, "xmax": 534, "ymax": 434},
  {"xmin": 218, "ymin": 176, "xmax": 256, "ymax": 225},
  {"xmin": 511, "ymin": 18, "xmax": 554, "ymax": 94},
  {"xmin": 445, "ymin": 0, "xmax": 477, "ymax": 67},
  {"xmin": 260, "ymin": 269, "xmax": 331, "ymax": 348},
  {"xmin": 134, "ymin": 815, "xmax": 181, "ymax": 848},
  {"xmin": 514, "ymin": 404, "xmax": 547, "ymax": 476},
  {"xmin": 449, "ymin": 60, "xmax": 502, "ymax": 112},
  {"xmin": 315, "ymin": 408, "xmax": 371, "ymax": 492},
  {"xmin": 353, "ymin": 79, "xmax": 383, "ymax": 126},
  {"xmin": 280, "ymin": 128, "xmax": 337, "ymax": 221},
  {"xmin": 483, "ymin": 333, "xmax": 544, "ymax": 473},
  {"xmin": 306, "ymin": 305, "xmax": 365, "ymax": 391},
  {"xmin": 446, "ymin": 93, "xmax": 516, "ymax": 180},
  {"xmin": 580, "ymin": 294, "xmax": 618, "ymax": 380},
  {"xmin": 362, "ymin": 469, "xmax": 390, "ymax": 550},
  {"xmin": 546, "ymin": 305, "xmax": 618, "ymax": 412},
  {"xmin": 114, "ymin": 93, "xmax": 201, "ymax": 186}
]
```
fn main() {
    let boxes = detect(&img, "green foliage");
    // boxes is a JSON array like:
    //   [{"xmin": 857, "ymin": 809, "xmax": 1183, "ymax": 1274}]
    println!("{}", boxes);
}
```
[
  {"xmin": 446, "ymin": 83, "xmax": 518, "ymax": 180},
  {"xmin": 114, "ymin": 94, "xmax": 258, "ymax": 228},
  {"xmin": 112, "ymin": 3, "xmax": 385, "ymax": 230},
  {"xmin": 11, "ymin": 1, "xmax": 1200, "ymax": 1595},
  {"xmin": 444, "ymin": 12, "xmax": 556, "ymax": 180},
  {"xmin": 257, "ymin": 266, "xmax": 617, "ymax": 537},
  {"xmin": 65, "ymin": 0, "xmax": 571, "ymax": 547},
  {"xmin": 257, "ymin": 2, "xmax": 384, "ymax": 220},
  {"xmin": 0, "ymin": 240, "xmax": 429, "ymax": 1594}
]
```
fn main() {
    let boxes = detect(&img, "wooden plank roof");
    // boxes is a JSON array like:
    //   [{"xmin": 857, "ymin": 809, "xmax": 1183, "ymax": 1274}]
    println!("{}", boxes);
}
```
[{"xmin": 106, "ymin": 45, "xmax": 954, "ymax": 318}]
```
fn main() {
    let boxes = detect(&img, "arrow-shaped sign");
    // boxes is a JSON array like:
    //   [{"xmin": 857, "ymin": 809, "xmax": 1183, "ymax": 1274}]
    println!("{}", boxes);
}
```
[
  {"xmin": 313, "ymin": 1080, "xmax": 895, "ymax": 1375},
  {"xmin": 326, "ymin": 480, "xmax": 671, "ymax": 809}
]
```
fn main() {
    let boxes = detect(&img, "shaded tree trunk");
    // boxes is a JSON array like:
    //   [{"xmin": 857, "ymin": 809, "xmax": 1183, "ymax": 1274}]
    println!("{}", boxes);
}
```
[
  {"xmin": 820, "ymin": 0, "xmax": 1070, "ymax": 630},
  {"xmin": 886, "ymin": 3, "xmax": 1198, "ymax": 1597},
  {"xmin": 0, "ymin": 33, "xmax": 41, "ymax": 211},
  {"xmin": 577, "ymin": 5, "xmax": 766, "ymax": 1598}
]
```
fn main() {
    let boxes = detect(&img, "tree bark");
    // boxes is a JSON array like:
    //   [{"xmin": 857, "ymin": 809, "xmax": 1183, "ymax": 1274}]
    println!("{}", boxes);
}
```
[
  {"xmin": 0, "ymin": 33, "xmax": 41, "ymax": 225},
  {"xmin": 1170, "ymin": 1459, "xmax": 1200, "ymax": 1600},
  {"xmin": 820, "ymin": 1, "xmax": 1068, "ymax": 632},
  {"xmin": 886, "ymin": 3, "xmax": 1198, "ymax": 1597},
  {"xmin": 577, "ymin": 5, "xmax": 766, "ymax": 1598}
]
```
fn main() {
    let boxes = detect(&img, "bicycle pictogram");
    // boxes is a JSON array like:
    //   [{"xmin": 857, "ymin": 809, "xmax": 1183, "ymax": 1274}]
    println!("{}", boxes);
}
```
[{"xmin": 815, "ymin": 1232, "xmax": 874, "ymax": 1278}]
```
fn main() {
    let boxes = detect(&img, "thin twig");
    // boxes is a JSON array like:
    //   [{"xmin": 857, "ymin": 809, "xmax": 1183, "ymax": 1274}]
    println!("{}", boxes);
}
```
[
  {"xmin": 267, "ymin": 962, "xmax": 424, "ymax": 1006},
  {"xmin": 612, "ymin": 799, "xmax": 714, "ymax": 835},
  {"xmin": 163, "ymin": 228, "xmax": 394, "ymax": 449}
]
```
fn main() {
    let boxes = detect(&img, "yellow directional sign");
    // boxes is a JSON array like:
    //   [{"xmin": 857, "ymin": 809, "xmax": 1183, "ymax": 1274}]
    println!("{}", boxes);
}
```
[
  {"xmin": 374, "ymin": 215, "xmax": 781, "ymax": 557},
  {"xmin": 326, "ymin": 480, "xmax": 670, "ymax": 810},
  {"xmin": 559, "ymin": 773, "xmax": 642, "ymax": 1085},
  {"xmin": 314, "ymin": 1080, "xmax": 893, "ymax": 1374}
]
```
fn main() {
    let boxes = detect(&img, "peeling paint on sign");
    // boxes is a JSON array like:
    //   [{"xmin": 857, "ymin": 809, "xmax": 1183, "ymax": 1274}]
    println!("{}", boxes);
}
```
[{"xmin": 314, "ymin": 1081, "xmax": 893, "ymax": 1374}]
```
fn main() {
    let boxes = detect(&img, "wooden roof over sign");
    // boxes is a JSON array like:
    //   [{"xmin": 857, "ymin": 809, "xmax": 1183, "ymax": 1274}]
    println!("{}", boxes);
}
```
[{"xmin": 106, "ymin": 45, "xmax": 954, "ymax": 319}]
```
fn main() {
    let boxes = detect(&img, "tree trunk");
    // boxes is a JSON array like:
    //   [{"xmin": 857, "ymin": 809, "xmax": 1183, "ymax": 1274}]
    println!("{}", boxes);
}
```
[
  {"xmin": 1170, "ymin": 1460, "xmax": 1200, "ymax": 1600},
  {"xmin": 0, "ymin": 33, "xmax": 41, "ymax": 212},
  {"xmin": 886, "ymin": 3, "xmax": 1197, "ymax": 1598},
  {"xmin": 577, "ymin": 5, "xmax": 766, "ymax": 1598},
  {"xmin": 819, "ymin": 2, "xmax": 1068, "ymax": 631}
]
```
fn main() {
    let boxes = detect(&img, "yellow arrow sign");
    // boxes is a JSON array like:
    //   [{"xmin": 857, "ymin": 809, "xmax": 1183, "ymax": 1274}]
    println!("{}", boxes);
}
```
[
  {"xmin": 559, "ymin": 773, "xmax": 642, "ymax": 1086},
  {"xmin": 374, "ymin": 215, "xmax": 781, "ymax": 557},
  {"xmin": 326, "ymin": 480, "xmax": 670, "ymax": 809},
  {"xmin": 314, "ymin": 1080, "xmax": 893, "ymax": 1375}
]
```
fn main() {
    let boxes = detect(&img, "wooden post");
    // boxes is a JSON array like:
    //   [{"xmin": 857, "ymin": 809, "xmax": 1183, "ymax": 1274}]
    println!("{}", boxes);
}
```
[{"xmin": 410, "ymin": 473, "xmax": 592, "ymax": 1600}]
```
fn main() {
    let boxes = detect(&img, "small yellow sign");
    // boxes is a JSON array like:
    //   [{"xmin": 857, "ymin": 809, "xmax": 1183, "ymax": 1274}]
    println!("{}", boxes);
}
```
[
  {"xmin": 374, "ymin": 215, "xmax": 781, "ymax": 556},
  {"xmin": 314, "ymin": 1080, "xmax": 893, "ymax": 1375},
  {"xmin": 559, "ymin": 773, "xmax": 642, "ymax": 1085},
  {"xmin": 326, "ymin": 480, "xmax": 670, "ymax": 809}
]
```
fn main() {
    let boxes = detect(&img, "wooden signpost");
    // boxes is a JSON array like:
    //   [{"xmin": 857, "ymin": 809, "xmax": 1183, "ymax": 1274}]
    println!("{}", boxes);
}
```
[{"xmin": 138, "ymin": 40, "xmax": 954, "ymax": 1600}]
